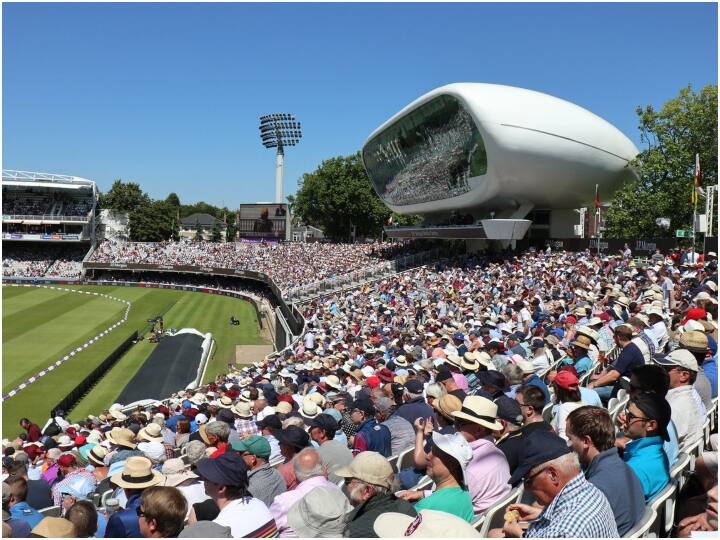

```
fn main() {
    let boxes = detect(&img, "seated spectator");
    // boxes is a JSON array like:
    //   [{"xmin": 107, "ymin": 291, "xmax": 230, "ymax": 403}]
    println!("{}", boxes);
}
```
[
  {"xmin": 550, "ymin": 370, "xmax": 585, "ymax": 441},
  {"xmin": 373, "ymin": 508, "xmax": 481, "ymax": 538},
  {"xmin": 5, "ymin": 461, "xmax": 52, "ymax": 510},
  {"xmin": 66, "ymin": 500, "xmax": 101, "ymax": 538},
  {"xmin": 232, "ymin": 436, "xmax": 286, "ymax": 508},
  {"xmin": 620, "ymin": 393, "xmax": 672, "ymax": 501},
  {"xmin": 335, "ymin": 451, "xmax": 417, "ymax": 538},
  {"xmin": 51, "ymin": 454, "xmax": 97, "ymax": 507},
  {"xmin": 6, "ymin": 476, "xmax": 43, "ymax": 529},
  {"xmin": 137, "ymin": 486, "xmax": 187, "ymax": 538},
  {"xmin": 269, "ymin": 447, "xmax": 340, "ymax": 537},
  {"xmin": 492, "ymin": 430, "xmax": 618, "ymax": 538},
  {"xmin": 286, "ymin": 487, "xmax": 352, "ymax": 538},
  {"xmin": 566, "ymin": 406, "xmax": 645, "ymax": 536},
  {"xmin": 194, "ymin": 452, "xmax": 277, "ymax": 538},
  {"xmin": 275, "ymin": 426, "xmax": 311, "ymax": 490},
  {"xmin": 306, "ymin": 414, "xmax": 353, "ymax": 484},
  {"xmin": 161, "ymin": 458, "xmax": 207, "ymax": 516},
  {"xmin": 350, "ymin": 398, "xmax": 391, "ymax": 457},
  {"xmin": 30, "ymin": 516, "xmax": 77, "ymax": 538}
]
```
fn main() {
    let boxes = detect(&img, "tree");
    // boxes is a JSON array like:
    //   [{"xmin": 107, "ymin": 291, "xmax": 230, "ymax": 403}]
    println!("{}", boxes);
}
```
[
  {"xmin": 194, "ymin": 220, "xmax": 204, "ymax": 242},
  {"xmin": 293, "ymin": 153, "xmax": 395, "ymax": 241},
  {"xmin": 165, "ymin": 192, "xmax": 181, "ymax": 207},
  {"xmin": 99, "ymin": 180, "xmax": 150, "ymax": 213},
  {"xmin": 605, "ymin": 85, "xmax": 717, "ymax": 238},
  {"xmin": 211, "ymin": 221, "xmax": 223, "ymax": 242},
  {"xmin": 128, "ymin": 201, "xmax": 177, "ymax": 242}
]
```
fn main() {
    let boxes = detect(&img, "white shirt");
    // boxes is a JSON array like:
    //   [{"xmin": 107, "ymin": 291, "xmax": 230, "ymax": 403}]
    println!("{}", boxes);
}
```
[
  {"xmin": 304, "ymin": 332, "xmax": 315, "ymax": 349},
  {"xmin": 214, "ymin": 497, "xmax": 276, "ymax": 538},
  {"xmin": 666, "ymin": 385, "xmax": 706, "ymax": 448},
  {"xmin": 177, "ymin": 481, "xmax": 209, "ymax": 517},
  {"xmin": 651, "ymin": 321, "xmax": 669, "ymax": 350},
  {"xmin": 256, "ymin": 405, "xmax": 275, "ymax": 422}
]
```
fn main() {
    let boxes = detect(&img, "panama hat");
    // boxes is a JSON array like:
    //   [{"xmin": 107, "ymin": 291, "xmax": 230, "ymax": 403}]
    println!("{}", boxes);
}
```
[
  {"xmin": 275, "ymin": 401, "xmax": 293, "ymax": 415},
  {"xmin": 57, "ymin": 435, "xmax": 74, "ymax": 450},
  {"xmin": 475, "ymin": 351, "xmax": 492, "ymax": 368},
  {"xmin": 105, "ymin": 428, "xmax": 136, "ymax": 449},
  {"xmin": 110, "ymin": 456, "xmax": 164, "ymax": 489},
  {"xmin": 374, "ymin": 510, "xmax": 480, "ymax": 538},
  {"xmin": 432, "ymin": 394, "xmax": 463, "ymax": 422},
  {"xmin": 444, "ymin": 354, "xmax": 463, "ymax": 370},
  {"xmin": 394, "ymin": 355, "xmax": 409, "ymax": 367},
  {"xmin": 460, "ymin": 351, "xmax": 480, "ymax": 371},
  {"xmin": 451, "ymin": 396, "xmax": 503, "ymax": 431},
  {"xmin": 307, "ymin": 393, "xmax": 326, "ymax": 408},
  {"xmin": 86, "ymin": 445, "xmax": 107, "ymax": 468},
  {"xmin": 137, "ymin": 423, "xmax": 163, "ymax": 443},
  {"xmin": 300, "ymin": 400, "xmax": 320, "ymax": 419},
  {"xmin": 217, "ymin": 396, "xmax": 234, "ymax": 409},
  {"xmin": 570, "ymin": 335, "xmax": 593, "ymax": 350},
  {"xmin": 162, "ymin": 458, "xmax": 198, "ymax": 487},
  {"xmin": 324, "ymin": 375, "xmax": 341, "ymax": 390},
  {"xmin": 335, "ymin": 451, "xmax": 393, "ymax": 489},
  {"xmin": 232, "ymin": 401, "xmax": 253, "ymax": 419},
  {"xmin": 679, "ymin": 330, "xmax": 709, "ymax": 353},
  {"xmin": 31, "ymin": 517, "xmax": 77, "ymax": 538}
]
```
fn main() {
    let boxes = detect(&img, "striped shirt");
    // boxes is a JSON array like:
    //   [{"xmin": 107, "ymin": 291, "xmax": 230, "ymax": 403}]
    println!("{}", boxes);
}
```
[
  {"xmin": 235, "ymin": 419, "xmax": 260, "ymax": 438},
  {"xmin": 525, "ymin": 473, "xmax": 619, "ymax": 538},
  {"xmin": 51, "ymin": 469, "xmax": 97, "ymax": 506}
]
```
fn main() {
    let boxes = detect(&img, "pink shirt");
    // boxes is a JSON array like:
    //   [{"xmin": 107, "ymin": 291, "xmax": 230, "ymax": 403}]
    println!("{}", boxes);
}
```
[
  {"xmin": 466, "ymin": 437, "xmax": 511, "ymax": 514},
  {"xmin": 269, "ymin": 475, "xmax": 341, "ymax": 537},
  {"xmin": 451, "ymin": 372, "xmax": 469, "ymax": 392}
]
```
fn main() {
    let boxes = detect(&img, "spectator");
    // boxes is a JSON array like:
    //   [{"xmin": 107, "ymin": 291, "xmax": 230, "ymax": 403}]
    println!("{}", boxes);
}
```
[
  {"xmin": 30, "ymin": 516, "xmax": 77, "ymax": 538},
  {"xmin": 59, "ymin": 476, "xmax": 107, "ymax": 536},
  {"xmin": 137, "ymin": 486, "xmax": 187, "ymax": 538},
  {"xmin": 566, "ymin": 406, "xmax": 645, "ymax": 535},
  {"xmin": 6, "ymin": 476, "xmax": 43, "ymax": 529},
  {"xmin": 550, "ymin": 370, "xmax": 584, "ymax": 441},
  {"xmin": 335, "ymin": 451, "xmax": 416, "ymax": 538},
  {"xmin": 2, "ymin": 481, "xmax": 32, "ymax": 538},
  {"xmin": 286, "ymin": 487, "xmax": 352, "ymax": 538},
  {"xmin": 306, "ymin": 414, "xmax": 353, "ymax": 484},
  {"xmin": 5, "ymin": 461, "xmax": 52, "ymax": 510},
  {"xmin": 269, "ymin": 447, "xmax": 341, "ymax": 537},
  {"xmin": 161, "ymin": 458, "xmax": 206, "ymax": 515},
  {"xmin": 232, "ymin": 436, "xmax": 286, "ymax": 508},
  {"xmin": 19, "ymin": 419, "xmax": 41, "ymax": 444},
  {"xmin": 194, "ymin": 451, "xmax": 277, "ymax": 538},
  {"xmin": 51, "ymin": 454, "xmax": 97, "ymax": 507},
  {"xmin": 588, "ymin": 324, "xmax": 644, "ymax": 402},
  {"xmin": 275, "ymin": 426, "xmax": 311, "ymax": 490},
  {"xmin": 66, "ymin": 500, "xmax": 100, "ymax": 538},
  {"xmin": 350, "ymin": 398, "xmax": 391, "ymax": 457},
  {"xmin": 493, "ymin": 430, "xmax": 618, "ymax": 538},
  {"xmin": 620, "ymin": 393, "xmax": 672, "ymax": 501},
  {"xmin": 105, "ymin": 456, "xmax": 165, "ymax": 538},
  {"xmin": 678, "ymin": 330, "xmax": 714, "ymax": 409},
  {"xmin": 373, "ymin": 508, "xmax": 481, "ymax": 538}
]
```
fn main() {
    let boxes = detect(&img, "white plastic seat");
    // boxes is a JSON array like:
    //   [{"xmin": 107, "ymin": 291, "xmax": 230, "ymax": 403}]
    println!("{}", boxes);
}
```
[
  {"xmin": 626, "ymin": 506, "xmax": 657, "ymax": 538},
  {"xmin": 396, "ymin": 446, "xmax": 417, "ymax": 472},
  {"xmin": 476, "ymin": 486, "xmax": 523, "ymax": 537},
  {"xmin": 38, "ymin": 506, "xmax": 62, "ymax": 517},
  {"xmin": 670, "ymin": 451, "xmax": 692, "ymax": 492},
  {"xmin": 647, "ymin": 480, "xmax": 677, "ymax": 537},
  {"xmin": 542, "ymin": 403, "xmax": 554, "ymax": 424}
]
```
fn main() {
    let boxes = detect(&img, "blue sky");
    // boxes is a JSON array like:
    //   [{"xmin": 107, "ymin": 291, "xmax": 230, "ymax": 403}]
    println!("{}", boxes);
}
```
[{"xmin": 3, "ymin": 2, "xmax": 717, "ymax": 208}]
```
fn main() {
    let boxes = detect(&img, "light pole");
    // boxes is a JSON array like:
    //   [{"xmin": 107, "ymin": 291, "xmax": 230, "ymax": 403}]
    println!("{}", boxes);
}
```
[{"xmin": 259, "ymin": 114, "xmax": 303, "ymax": 204}]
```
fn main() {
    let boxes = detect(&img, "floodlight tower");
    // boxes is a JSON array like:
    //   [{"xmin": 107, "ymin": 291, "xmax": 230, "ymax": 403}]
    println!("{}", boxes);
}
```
[{"xmin": 259, "ymin": 113, "xmax": 303, "ymax": 203}]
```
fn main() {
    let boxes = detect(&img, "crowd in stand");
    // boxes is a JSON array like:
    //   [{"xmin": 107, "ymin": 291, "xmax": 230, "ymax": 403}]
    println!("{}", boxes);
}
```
[
  {"xmin": 89, "ymin": 240, "xmax": 414, "ymax": 293},
  {"xmin": 2, "ymin": 194, "xmax": 93, "ymax": 218},
  {"xmin": 2, "ymin": 245, "xmax": 87, "ymax": 279},
  {"xmin": 2, "ymin": 248, "xmax": 718, "ymax": 538}
]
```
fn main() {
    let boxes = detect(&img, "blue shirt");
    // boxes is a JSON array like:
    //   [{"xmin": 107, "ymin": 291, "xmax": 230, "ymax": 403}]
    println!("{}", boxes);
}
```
[
  {"xmin": 9, "ymin": 502, "xmax": 43, "ymax": 529},
  {"xmin": 584, "ymin": 448, "xmax": 646, "ymax": 536},
  {"xmin": 623, "ymin": 436, "xmax": 670, "ymax": 501},
  {"xmin": 702, "ymin": 356, "xmax": 718, "ymax": 399},
  {"xmin": 104, "ymin": 493, "xmax": 142, "ymax": 538}
]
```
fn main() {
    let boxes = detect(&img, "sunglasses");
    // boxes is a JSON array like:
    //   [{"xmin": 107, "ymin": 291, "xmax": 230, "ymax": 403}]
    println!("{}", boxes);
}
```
[
  {"xmin": 523, "ymin": 466, "xmax": 549, "ymax": 487},
  {"xmin": 624, "ymin": 408, "xmax": 649, "ymax": 423}
]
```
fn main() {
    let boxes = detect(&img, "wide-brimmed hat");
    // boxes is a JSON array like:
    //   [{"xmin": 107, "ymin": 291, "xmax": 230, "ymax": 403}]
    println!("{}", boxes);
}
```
[
  {"xmin": 451, "ymin": 396, "xmax": 503, "ymax": 431},
  {"xmin": 430, "ymin": 431, "xmax": 472, "ymax": 486},
  {"xmin": 475, "ymin": 351, "xmax": 492, "ymax": 368},
  {"xmin": 679, "ymin": 331, "xmax": 709, "ymax": 354},
  {"xmin": 232, "ymin": 401, "xmax": 253, "ymax": 419},
  {"xmin": 324, "ymin": 375, "xmax": 341, "ymax": 390},
  {"xmin": 460, "ymin": 351, "xmax": 480, "ymax": 372},
  {"xmin": 432, "ymin": 394, "xmax": 463, "ymax": 422},
  {"xmin": 444, "ymin": 354, "xmax": 463, "ymax": 370},
  {"xmin": 274, "ymin": 401, "xmax": 293, "ymax": 415},
  {"xmin": 106, "ymin": 428, "xmax": 136, "ymax": 449},
  {"xmin": 216, "ymin": 396, "xmax": 234, "ymax": 409},
  {"xmin": 86, "ymin": 445, "xmax": 108, "ymax": 468},
  {"xmin": 300, "ymin": 400, "xmax": 320, "ymax": 419},
  {"xmin": 307, "ymin": 393, "xmax": 327, "ymax": 408},
  {"xmin": 57, "ymin": 435, "xmax": 74, "ymax": 450},
  {"xmin": 374, "ymin": 510, "xmax": 480, "ymax": 538},
  {"xmin": 287, "ymin": 486, "xmax": 352, "ymax": 538},
  {"xmin": 335, "ymin": 451, "xmax": 393, "ymax": 489},
  {"xmin": 570, "ymin": 335, "xmax": 593, "ymax": 350},
  {"xmin": 162, "ymin": 458, "xmax": 198, "ymax": 487},
  {"xmin": 137, "ymin": 423, "xmax": 163, "ymax": 443},
  {"xmin": 110, "ymin": 456, "xmax": 164, "ymax": 489},
  {"xmin": 31, "ymin": 517, "xmax": 77, "ymax": 538}
]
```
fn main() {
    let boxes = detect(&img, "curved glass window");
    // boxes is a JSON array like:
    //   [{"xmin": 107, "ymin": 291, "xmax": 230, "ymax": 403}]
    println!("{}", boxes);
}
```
[{"xmin": 363, "ymin": 94, "xmax": 487, "ymax": 206}]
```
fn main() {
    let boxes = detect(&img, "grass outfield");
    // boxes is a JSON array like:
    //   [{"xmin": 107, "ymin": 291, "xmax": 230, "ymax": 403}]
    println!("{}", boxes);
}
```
[{"xmin": 2, "ymin": 285, "xmax": 266, "ymax": 437}]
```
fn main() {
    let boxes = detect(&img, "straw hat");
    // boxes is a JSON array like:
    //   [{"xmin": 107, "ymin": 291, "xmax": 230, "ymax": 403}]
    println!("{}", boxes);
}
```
[
  {"xmin": 105, "ymin": 428, "xmax": 136, "ymax": 449},
  {"xmin": 31, "ymin": 517, "xmax": 77, "ymax": 538},
  {"xmin": 451, "ymin": 396, "xmax": 502, "ymax": 431},
  {"xmin": 432, "ymin": 394, "xmax": 463, "ymax": 421},
  {"xmin": 460, "ymin": 351, "xmax": 480, "ymax": 372},
  {"xmin": 570, "ymin": 335, "xmax": 593, "ymax": 350},
  {"xmin": 232, "ymin": 401, "xmax": 254, "ymax": 419},
  {"xmin": 110, "ymin": 456, "xmax": 164, "ymax": 489},
  {"xmin": 287, "ymin": 486, "xmax": 352, "ymax": 538},
  {"xmin": 394, "ymin": 356, "xmax": 409, "ymax": 367},
  {"xmin": 86, "ymin": 445, "xmax": 107, "ymax": 468},
  {"xmin": 217, "ymin": 396, "xmax": 234, "ymax": 409},
  {"xmin": 275, "ymin": 401, "xmax": 293, "ymax": 415},
  {"xmin": 374, "ymin": 510, "xmax": 480, "ymax": 538},
  {"xmin": 324, "ymin": 375, "xmax": 341, "ymax": 390},
  {"xmin": 162, "ymin": 458, "xmax": 198, "ymax": 487},
  {"xmin": 307, "ymin": 393, "xmax": 326, "ymax": 408},
  {"xmin": 300, "ymin": 400, "xmax": 320, "ymax": 419},
  {"xmin": 444, "ymin": 354, "xmax": 463, "ymax": 370},
  {"xmin": 335, "ymin": 451, "xmax": 393, "ymax": 489},
  {"xmin": 137, "ymin": 423, "xmax": 163, "ymax": 443}
]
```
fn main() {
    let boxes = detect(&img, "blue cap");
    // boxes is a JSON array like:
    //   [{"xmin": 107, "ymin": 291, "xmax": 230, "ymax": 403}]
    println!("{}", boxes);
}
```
[
  {"xmin": 195, "ymin": 452, "xmax": 248, "ymax": 488},
  {"xmin": 453, "ymin": 332, "xmax": 465, "ymax": 341},
  {"xmin": 508, "ymin": 430, "xmax": 572, "ymax": 486}
]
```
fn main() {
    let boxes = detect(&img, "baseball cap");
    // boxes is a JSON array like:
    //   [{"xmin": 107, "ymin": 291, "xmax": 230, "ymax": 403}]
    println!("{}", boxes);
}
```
[
  {"xmin": 58, "ymin": 476, "xmax": 95, "ymax": 500},
  {"xmin": 231, "ymin": 436, "xmax": 271, "ymax": 460},
  {"xmin": 351, "ymin": 398, "xmax": 376, "ymax": 417},
  {"xmin": 508, "ymin": 430, "xmax": 572, "ymax": 486},
  {"xmin": 275, "ymin": 426, "xmax": 311, "ymax": 452},
  {"xmin": 495, "ymin": 396, "xmax": 523, "ymax": 426},
  {"xmin": 256, "ymin": 414, "xmax": 282, "ymax": 431},
  {"xmin": 553, "ymin": 370, "xmax": 580, "ymax": 391},
  {"xmin": 195, "ymin": 452, "xmax": 248, "ymax": 488},
  {"xmin": 653, "ymin": 349, "xmax": 699, "ymax": 372},
  {"xmin": 632, "ymin": 394, "xmax": 672, "ymax": 442},
  {"xmin": 404, "ymin": 379, "xmax": 424, "ymax": 394},
  {"xmin": 307, "ymin": 414, "xmax": 339, "ymax": 435},
  {"xmin": 58, "ymin": 454, "xmax": 76, "ymax": 468}
]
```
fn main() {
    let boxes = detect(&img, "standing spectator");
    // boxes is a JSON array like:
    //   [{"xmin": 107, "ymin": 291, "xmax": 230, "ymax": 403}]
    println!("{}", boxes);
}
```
[
  {"xmin": 232, "ymin": 436, "xmax": 286, "ymax": 508},
  {"xmin": 105, "ymin": 456, "xmax": 165, "ymax": 538},
  {"xmin": 335, "ymin": 452, "xmax": 416, "ymax": 538},
  {"xmin": 194, "ymin": 452, "xmax": 277, "ymax": 538},
  {"xmin": 269, "ymin": 447, "xmax": 341, "ymax": 537},
  {"xmin": 137, "ymin": 486, "xmax": 187, "ymax": 538},
  {"xmin": 565, "ymin": 406, "xmax": 645, "ymax": 536},
  {"xmin": 19, "ymin": 419, "xmax": 41, "ymax": 443}
]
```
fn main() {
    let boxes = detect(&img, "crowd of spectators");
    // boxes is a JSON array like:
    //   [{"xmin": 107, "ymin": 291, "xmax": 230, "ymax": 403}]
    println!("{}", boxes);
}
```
[
  {"xmin": 2, "ymin": 244, "xmax": 87, "ymax": 279},
  {"xmin": 2, "ymin": 193, "xmax": 93, "ymax": 218},
  {"xmin": 2, "ymin": 247, "xmax": 718, "ymax": 538},
  {"xmin": 88, "ymin": 240, "xmax": 426, "ymax": 294}
]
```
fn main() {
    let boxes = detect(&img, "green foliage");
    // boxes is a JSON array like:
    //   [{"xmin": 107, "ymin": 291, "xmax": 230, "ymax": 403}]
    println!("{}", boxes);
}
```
[
  {"xmin": 165, "ymin": 192, "xmax": 181, "ymax": 207},
  {"xmin": 211, "ymin": 221, "xmax": 223, "ymax": 242},
  {"xmin": 294, "ymin": 152, "xmax": 397, "ymax": 241},
  {"xmin": 606, "ymin": 85, "xmax": 718, "ymax": 238},
  {"xmin": 99, "ymin": 180, "xmax": 150, "ymax": 213},
  {"xmin": 194, "ymin": 220, "xmax": 204, "ymax": 242},
  {"xmin": 128, "ymin": 200, "xmax": 178, "ymax": 242}
]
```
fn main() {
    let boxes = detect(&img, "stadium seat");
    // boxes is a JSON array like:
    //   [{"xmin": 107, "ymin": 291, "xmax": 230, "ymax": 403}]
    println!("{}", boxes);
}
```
[
  {"xmin": 412, "ymin": 475, "xmax": 433, "ymax": 491},
  {"xmin": 476, "ymin": 486, "xmax": 523, "ymax": 537},
  {"xmin": 387, "ymin": 454, "xmax": 399, "ymax": 473},
  {"xmin": 542, "ymin": 403, "xmax": 553, "ymax": 424},
  {"xmin": 702, "ymin": 416, "xmax": 711, "ymax": 446},
  {"xmin": 396, "ymin": 447, "xmax": 416, "ymax": 472},
  {"xmin": 625, "ymin": 506, "xmax": 657, "ymax": 538},
  {"xmin": 616, "ymin": 388, "xmax": 628, "ymax": 402},
  {"xmin": 270, "ymin": 457, "xmax": 285, "ymax": 469},
  {"xmin": 670, "ymin": 452, "xmax": 692, "ymax": 491},
  {"xmin": 647, "ymin": 480, "xmax": 677, "ymax": 538},
  {"xmin": 607, "ymin": 397, "xmax": 619, "ymax": 413},
  {"xmin": 682, "ymin": 436, "xmax": 705, "ymax": 464},
  {"xmin": 579, "ymin": 368, "xmax": 594, "ymax": 387},
  {"xmin": 100, "ymin": 489, "xmax": 114, "ymax": 508},
  {"xmin": 38, "ymin": 506, "xmax": 62, "ymax": 517}
]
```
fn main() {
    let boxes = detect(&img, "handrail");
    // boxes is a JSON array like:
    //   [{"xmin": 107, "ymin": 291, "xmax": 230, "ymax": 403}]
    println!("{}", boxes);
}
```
[{"xmin": 2, "ymin": 214, "xmax": 90, "ymax": 222}]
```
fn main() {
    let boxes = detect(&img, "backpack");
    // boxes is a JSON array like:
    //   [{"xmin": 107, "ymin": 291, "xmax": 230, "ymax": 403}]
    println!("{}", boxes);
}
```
[{"xmin": 42, "ymin": 419, "xmax": 61, "ymax": 437}]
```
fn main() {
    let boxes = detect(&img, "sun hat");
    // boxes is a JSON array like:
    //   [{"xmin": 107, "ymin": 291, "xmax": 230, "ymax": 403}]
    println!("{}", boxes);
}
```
[
  {"xmin": 184, "ymin": 441, "xmax": 207, "ymax": 465},
  {"xmin": 451, "ymin": 395, "xmax": 503, "ymax": 431},
  {"xmin": 394, "ymin": 355, "xmax": 410, "ymax": 367},
  {"xmin": 106, "ymin": 428, "xmax": 137, "ymax": 449},
  {"xmin": 570, "ymin": 334, "xmax": 593, "ymax": 350},
  {"xmin": 231, "ymin": 436, "xmax": 271, "ymax": 460},
  {"xmin": 300, "ymin": 400, "xmax": 320, "ymax": 419},
  {"xmin": 108, "ymin": 409, "xmax": 128, "ymax": 422},
  {"xmin": 508, "ymin": 430, "xmax": 572, "ymax": 486},
  {"xmin": 375, "ymin": 368, "xmax": 395, "ymax": 384},
  {"xmin": 137, "ymin": 442, "xmax": 165, "ymax": 463},
  {"xmin": 679, "ymin": 331, "xmax": 709, "ymax": 354},
  {"xmin": 178, "ymin": 521, "xmax": 232, "ymax": 538},
  {"xmin": 430, "ymin": 431, "xmax": 472, "ymax": 485},
  {"xmin": 307, "ymin": 393, "xmax": 327, "ymax": 408},
  {"xmin": 682, "ymin": 320, "xmax": 706, "ymax": 333},
  {"xmin": 31, "ymin": 517, "xmax": 77, "ymax": 538},
  {"xmin": 274, "ymin": 401, "xmax": 293, "ymax": 415},
  {"xmin": 195, "ymin": 452, "xmax": 248, "ymax": 488},
  {"xmin": 189, "ymin": 393, "xmax": 206, "ymax": 406},
  {"xmin": 654, "ymin": 349, "xmax": 699, "ymax": 372},
  {"xmin": 161, "ymin": 458, "xmax": 198, "ymax": 487},
  {"xmin": 232, "ymin": 401, "xmax": 254, "ymax": 419},
  {"xmin": 287, "ymin": 486, "xmax": 352, "ymax": 538},
  {"xmin": 110, "ymin": 456, "xmax": 164, "ymax": 489},
  {"xmin": 217, "ymin": 396, "xmax": 234, "ymax": 409},
  {"xmin": 324, "ymin": 375, "xmax": 342, "ymax": 390},
  {"xmin": 334, "ymin": 451, "xmax": 393, "ymax": 489},
  {"xmin": 137, "ymin": 423, "xmax": 163, "ymax": 443},
  {"xmin": 431, "ymin": 394, "xmax": 463, "ymax": 422},
  {"xmin": 515, "ymin": 360, "xmax": 536, "ymax": 376},
  {"xmin": 444, "ymin": 354, "xmax": 463, "ymax": 370},
  {"xmin": 373, "ymin": 510, "xmax": 481, "ymax": 538}
]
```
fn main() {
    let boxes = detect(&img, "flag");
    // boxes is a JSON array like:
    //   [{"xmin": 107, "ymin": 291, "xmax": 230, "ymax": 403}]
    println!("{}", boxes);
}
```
[
  {"xmin": 692, "ymin": 153, "xmax": 701, "ymax": 206},
  {"xmin": 594, "ymin": 184, "xmax": 600, "ymax": 215}
]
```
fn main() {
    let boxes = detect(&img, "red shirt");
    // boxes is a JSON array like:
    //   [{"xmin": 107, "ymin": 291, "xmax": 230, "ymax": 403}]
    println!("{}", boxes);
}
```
[{"xmin": 25, "ymin": 423, "xmax": 41, "ymax": 442}]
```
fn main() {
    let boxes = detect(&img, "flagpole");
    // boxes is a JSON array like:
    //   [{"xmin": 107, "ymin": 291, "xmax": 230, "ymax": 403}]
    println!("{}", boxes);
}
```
[{"xmin": 691, "ymin": 153, "xmax": 699, "ymax": 263}]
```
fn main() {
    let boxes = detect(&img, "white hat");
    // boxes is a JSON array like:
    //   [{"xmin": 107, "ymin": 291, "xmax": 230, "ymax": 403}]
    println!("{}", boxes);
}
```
[
  {"xmin": 195, "ymin": 413, "xmax": 209, "ymax": 425},
  {"xmin": 300, "ymin": 400, "xmax": 320, "ymax": 419},
  {"xmin": 451, "ymin": 396, "xmax": 503, "ymax": 431},
  {"xmin": 516, "ymin": 360, "xmax": 536, "ymax": 375},
  {"xmin": 324, "ymin": 375, "xmax": 341, "ymax": 390},
  {"xmin": 287, "ymin": 487, "xmax": 352, "ymax": 538},
  {"xmin": 361, "ymin": 366, "xmax": 375, "ymax": 378},
  {"xmin": 374, "ymin": 510, "xmax": 480, "ymax": 538},
  {"xmin": 654, "ymin": 349, "xmax": 699, "ymax": 372},
  {"xmin": 430, "ymin": 432, "xmax": 472, "ymax": 486},
  {"xmin": 189, "ymin": 393, "xmax": 206, "ymax": 406},
  {"xmin": 137, "ymin": 442, "xmax": 166, "ymax": 463}
]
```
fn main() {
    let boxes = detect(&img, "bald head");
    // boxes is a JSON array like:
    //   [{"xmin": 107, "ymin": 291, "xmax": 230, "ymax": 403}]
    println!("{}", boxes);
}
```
[{"xmin": 293, "ymin": 447, "xmax": 324, "ymax": 482}]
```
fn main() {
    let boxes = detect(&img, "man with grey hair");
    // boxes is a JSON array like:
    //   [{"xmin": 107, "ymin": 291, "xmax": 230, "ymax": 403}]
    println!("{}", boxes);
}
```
[
  {"xmin": 183, "ymin": 441, "xmax": 207, "ymax": 466},
  {"xmin": 488, "ymin": 430, "xmax": 618, "ymax": 538},
  {"xmin": 269, "ymin": 447, "xmax": 340, "ymax": 537}
]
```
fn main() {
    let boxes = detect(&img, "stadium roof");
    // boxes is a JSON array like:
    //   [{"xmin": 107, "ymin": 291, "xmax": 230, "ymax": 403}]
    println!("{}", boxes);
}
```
[{"xmin": 2, "ymin": 169, "xmax": 95, "ymax": 190}]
